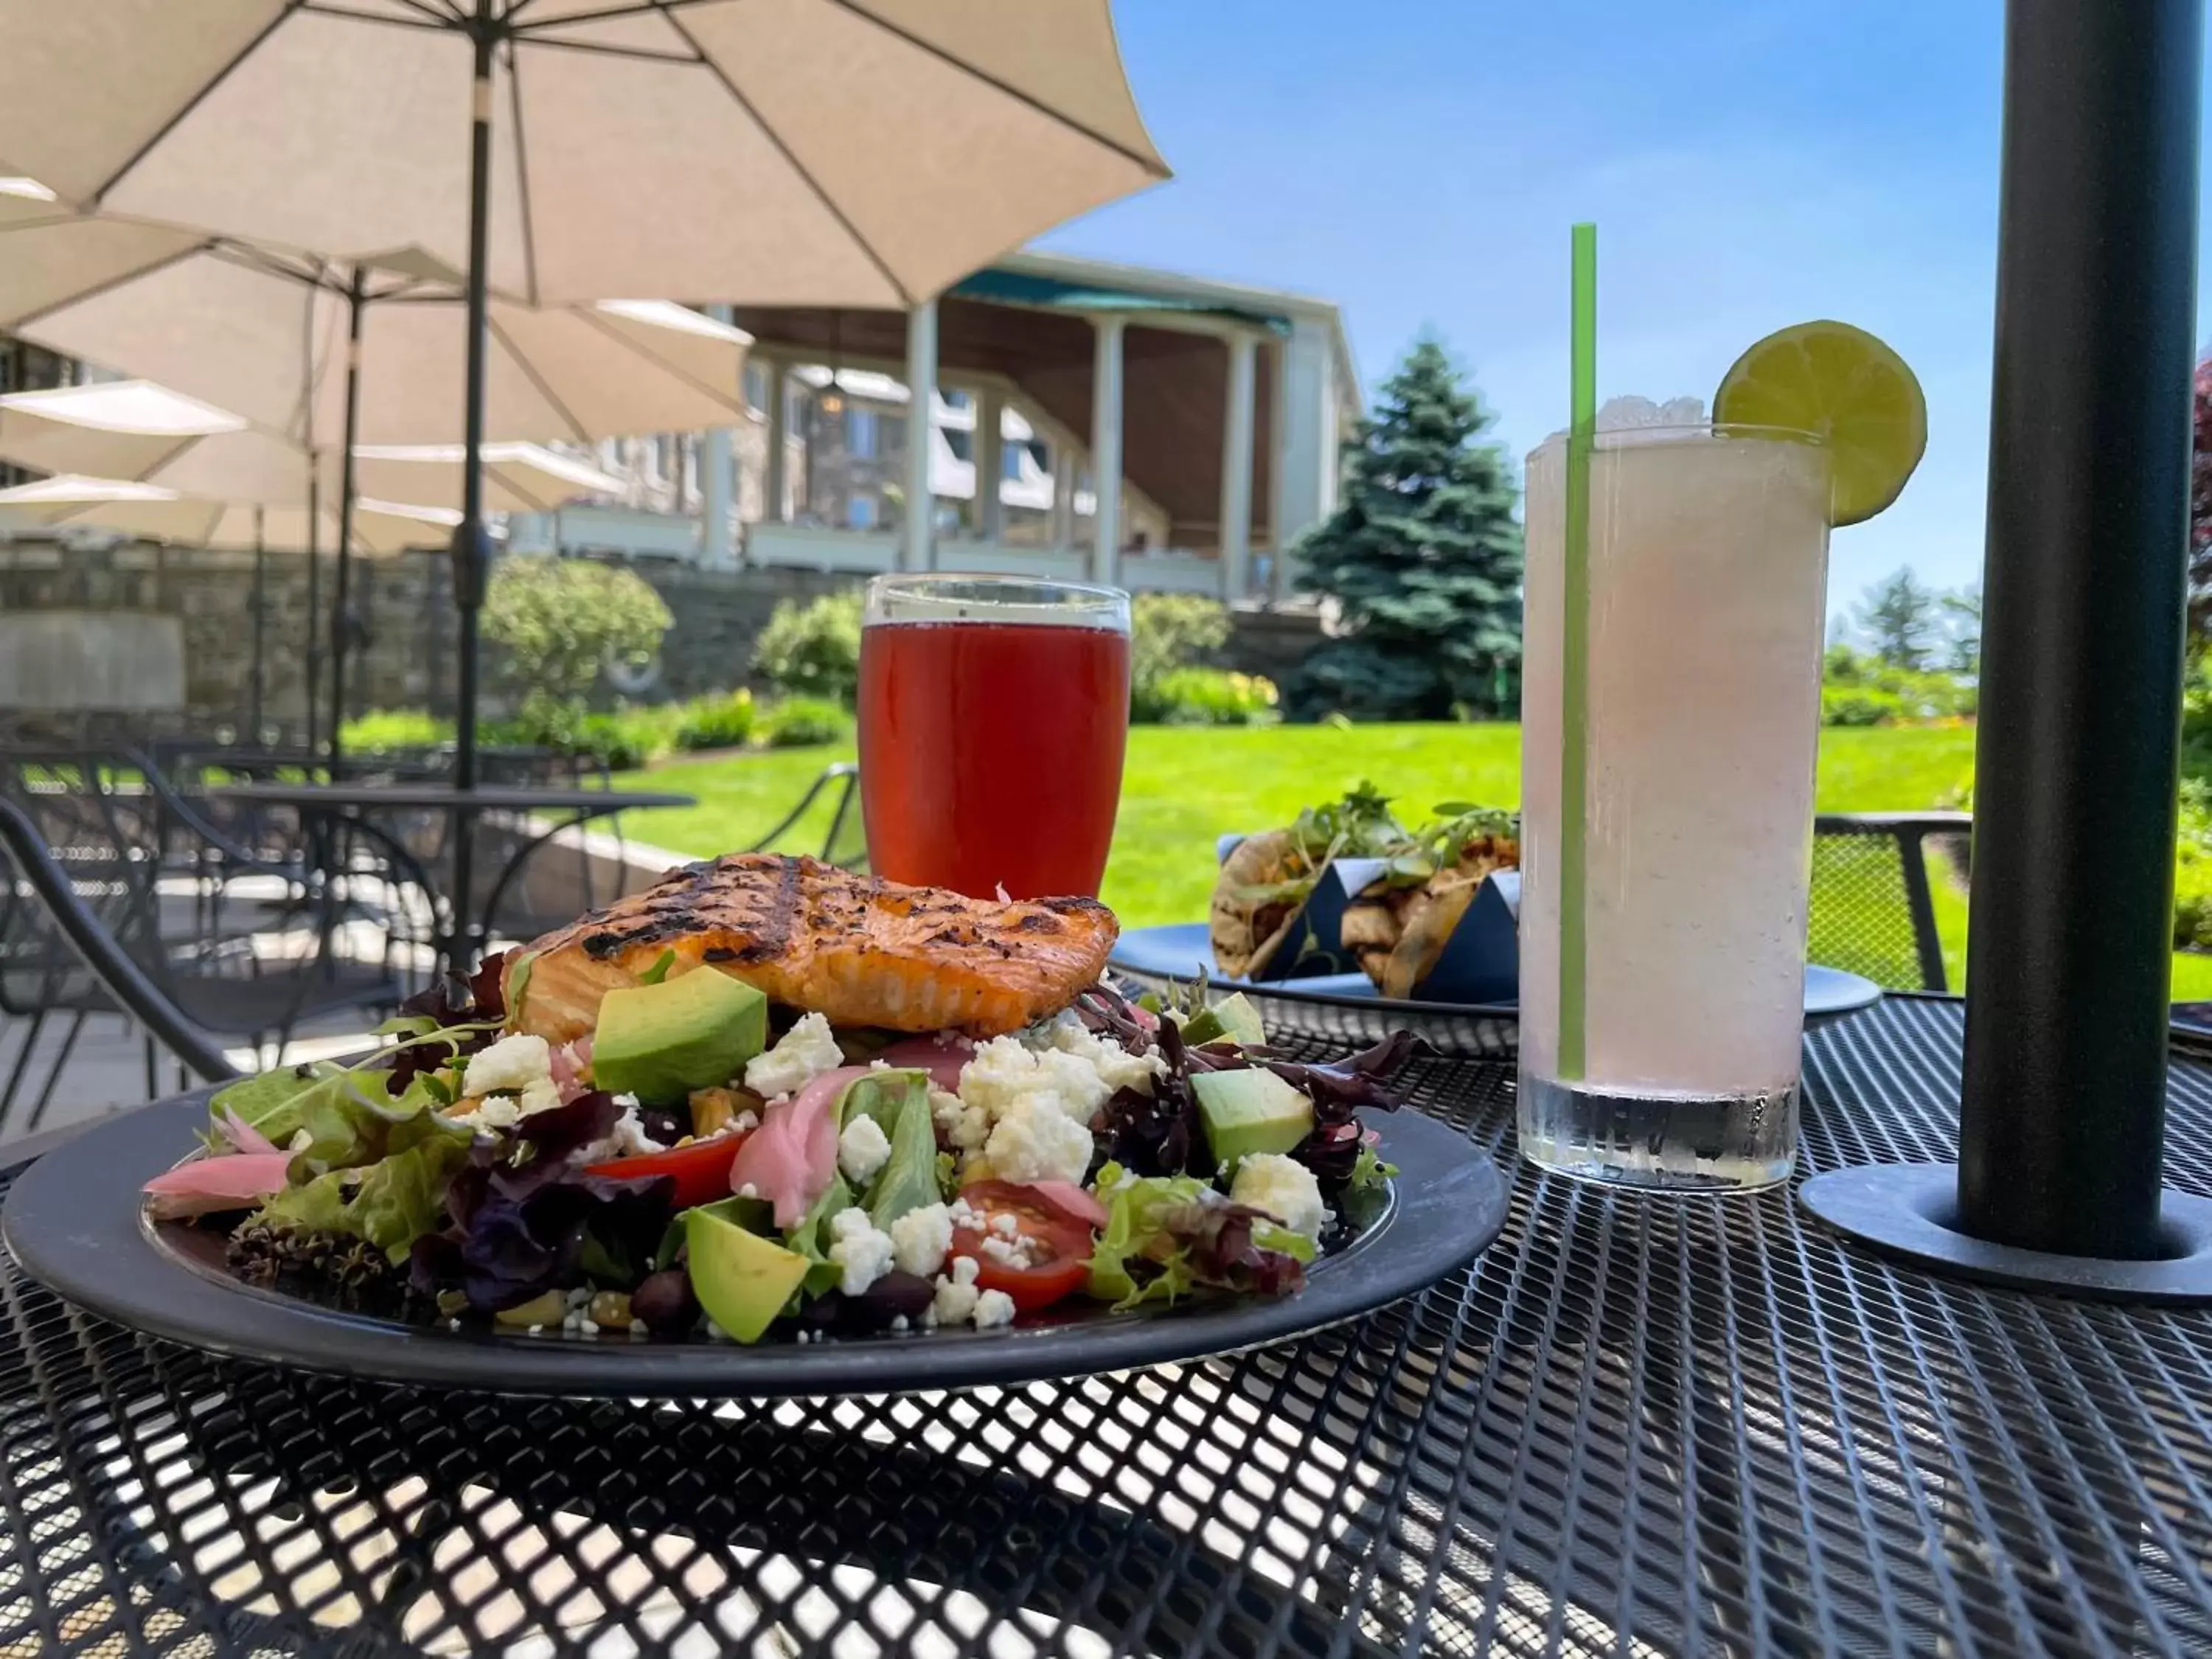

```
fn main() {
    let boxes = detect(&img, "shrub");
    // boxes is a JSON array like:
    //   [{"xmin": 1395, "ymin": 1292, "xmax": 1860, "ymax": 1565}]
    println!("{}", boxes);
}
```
[
  {"xmin": 339, "ymin": 708, "xmax": 449, "ymax": 751},
  {"xmin": 760, "ymin": 695, "xmax": 852, "ymax": 748},
  {"xmin": 1820, "ymin": 686, "xmax": 1903, "ymax": 728},
  {"xmin": 675, "ymin": 688, "xmax": 757, "ymax": 751},
  {"xmin": 754, "ymin": 591, "xmax": 863, "ymax": 704},
  {"xmin": 1140, "ymin": 667, "xmax": 1280, "ymax": 726},
  {"xmin": 487, "ymin": 702, "xmax": 683, "ymax": 771},
  {"xmin": 1132, "ymin": 593, "xmax": 1230, "ymax": 682},
  {"xmin": 483, "ymin": 557, "xmax": 674, "ymax": 712}
]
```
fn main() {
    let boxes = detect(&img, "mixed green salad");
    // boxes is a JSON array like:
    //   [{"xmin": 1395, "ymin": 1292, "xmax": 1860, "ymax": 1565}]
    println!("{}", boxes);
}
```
[{"xmin": 146, "ymin": 953, "xmax": 1415, "ymax": 1343}]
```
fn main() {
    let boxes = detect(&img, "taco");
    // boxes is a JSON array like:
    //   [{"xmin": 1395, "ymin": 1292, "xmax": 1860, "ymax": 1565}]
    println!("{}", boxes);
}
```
[
  {"xmin": 1208, "ymin": 784, "xmax": 1406, "ymax": 981},
  {"xmin": 1340, "ymin": 807, "xmax": 1520, "ymax": 998}
]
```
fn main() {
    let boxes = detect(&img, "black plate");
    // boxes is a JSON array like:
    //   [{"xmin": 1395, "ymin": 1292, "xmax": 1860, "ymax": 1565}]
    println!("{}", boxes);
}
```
[{"xmin": 1, "ymin": 1091, "xmax": 1508, "ymax": 1398}]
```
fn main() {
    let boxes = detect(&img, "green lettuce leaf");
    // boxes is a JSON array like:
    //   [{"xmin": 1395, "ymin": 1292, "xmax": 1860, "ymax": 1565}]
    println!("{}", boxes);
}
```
[
  {"xmin": 258, "ymin": 1133, "xmax": 470, "ymax": 1261},
  {"xmin": 781, "ymin": 1172, "xmax": 854, "ymax": 1300},
  {"xmin": 1085, "ymin": 1164, "xmax": 1314, "ymax": 1311},
  {"xmin": 844, "ymin": 1071, "xmax": 939, "ymax": 1231}
]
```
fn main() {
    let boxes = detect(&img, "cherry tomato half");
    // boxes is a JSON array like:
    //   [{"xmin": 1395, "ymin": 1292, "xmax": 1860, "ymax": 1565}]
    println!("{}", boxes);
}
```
[
  {"xmin": 586, "ymin": 1131, "xmax": 751, "ymax": 1212},
  {"xmin": 949, "ymin": 1180, "xmax": 1099, "ymax": 1312}
]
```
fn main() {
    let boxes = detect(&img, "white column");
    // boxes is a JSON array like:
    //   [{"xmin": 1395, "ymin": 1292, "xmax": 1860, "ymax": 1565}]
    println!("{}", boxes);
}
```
[
  {"xmin": 698, "ymin": 305, "xmax": 737, "ymax": 567},
  {"xmin": 1217, "ymin": 331, "xmax": 1258, "ymax": 601},
  {"xmin": 1050, "ymin": 445, "xmax": 1075, "ymax": 554},
  {"xmin": 764, "ymin": 358, "xmax": 790, "ymax": 524},
  {"xmin": 976, "ymin": 385, "xmax": 1005, "ymax": 546},
  {"xmin": 1089, "ymin": 315, "xmax": 1126, "ymax": 586},
  {"xmin": 902, "ymin": 299, "xmax": 939, "ymax": 572},
  {"xmin": 1274, "ymin": 319, "xmax": 1339, "ymax": 602}
]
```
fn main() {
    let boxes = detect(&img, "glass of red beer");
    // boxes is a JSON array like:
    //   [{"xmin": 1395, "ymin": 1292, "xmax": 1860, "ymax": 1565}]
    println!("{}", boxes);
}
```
[{"xmin": 858, "ymin": 574, "xmax": 1132, "ymax": 899}]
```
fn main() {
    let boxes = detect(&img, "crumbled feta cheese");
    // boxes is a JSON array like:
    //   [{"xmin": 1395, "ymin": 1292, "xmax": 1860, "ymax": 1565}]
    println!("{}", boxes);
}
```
[
  {"xmin": 869, "ymin": 1057, "xmax": 891, "ymax": 1071},
  {"xmin": 576, "ymin": 1102, "xmax": 668, "ymax": 1164},
  {"xmin": 984, "ymin": 1093, "xmax": 1096, "ymax": 1186},
  {"xmin": 732, "ymin": 1110, "xmax": 760, "ymax": 1133},
  {"xmin": 1230, "ymin": 1152, "xmax": 1329, "ymax": 1240},
  {"xmin": 1041, "ymin": 1013, "xmax": 1167, "ymax": 1096},
  {"xmin": 888, "ymin": 1203, "xmax": 953, "ymax": 1278},
  {"xmin": 959, "ymin": 1035, "xmax": 1118, "ymax": 1127},
  {"xmin": 743, "ymin": 1012, "xmax": 844, "ymax": 1099},
  {"xmin": 947, "ymin": 1195, "xmax": 984, "ymax": 1232},
  {"xmin": 737, "ymin": 1183, "xmax": 759, "ymax": 1200},
  {"xmin": 890, "ymin": 1315, "xmax": 909, "ymax": 1332},
  {"xmin": 453, "ymin": 1096, "xmax": 522, "ymax": 1133},
  {"xmin": 978, "ymin": 1233, "xmax": 1040, "ymax": 1270},
  {"xmin": 518, "ymin": 1076, "xmax": 564, "ymax": 1119},
  {"xmin": 990, "ymin": 1212, "xmax": 1019, "ymax": 1239},
  {"xmin": 837, "ymin": 1113, "xmax": 892, "ymax": 1186},
  {"xmin": 463, "ymin": 1032, "xmax": 552, "ymax": 1099},
  {"xmin": 827, "ymin": 1206, "xmax": 895, "ymax": 1295},
  {"xmin": 931, "ymin": 1270, "xmax": 980, "ymax": 1327},
  {"xmin": 933, "ymin": 1087, "xmax": 990, "ymax": 1153},
  {"xmin": 972, "ymin": 1289, "xmax": 1017, "ymax": 1329}
]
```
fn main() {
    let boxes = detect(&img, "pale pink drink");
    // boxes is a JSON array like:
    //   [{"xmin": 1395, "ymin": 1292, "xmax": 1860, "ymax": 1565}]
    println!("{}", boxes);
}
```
[{"xmin": 1519, "ymin": 426, "xmax": 1832, "ymax": 1189}]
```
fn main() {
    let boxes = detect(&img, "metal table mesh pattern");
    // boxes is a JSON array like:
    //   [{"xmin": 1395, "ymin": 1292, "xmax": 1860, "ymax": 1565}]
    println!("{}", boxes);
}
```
[{"xmin": 1, "ymin": 1000, "xmax": 2210, "ymax": 1657}]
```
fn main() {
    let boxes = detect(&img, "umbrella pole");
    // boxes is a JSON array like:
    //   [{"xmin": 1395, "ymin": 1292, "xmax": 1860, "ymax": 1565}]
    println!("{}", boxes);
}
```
[
  {"xmin": 327, "ymin": 269, "xmax": 366, "ymax": 780},
  {"xmin": 446, "ymin": 6, "xmax": 497, "ymax": 967},
  {"xmin": 304, "ymin": 471, "xmax": 321, "ymax": 759},
  {"xmin": 249, "ymin": 507, "xmax": 266, "ymax": 741}
]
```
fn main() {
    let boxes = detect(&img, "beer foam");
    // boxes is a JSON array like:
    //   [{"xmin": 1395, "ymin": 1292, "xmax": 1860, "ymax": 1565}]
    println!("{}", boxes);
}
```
[{"xmin": 865, "ymin": 577, "xmax": 1128, "ymax": 630}]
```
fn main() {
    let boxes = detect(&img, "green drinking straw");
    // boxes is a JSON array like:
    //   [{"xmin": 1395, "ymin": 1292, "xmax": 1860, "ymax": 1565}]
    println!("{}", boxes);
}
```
[{"xmin": 1559, "ymin": 223, "xmax": 1596, "ymax": 1081}]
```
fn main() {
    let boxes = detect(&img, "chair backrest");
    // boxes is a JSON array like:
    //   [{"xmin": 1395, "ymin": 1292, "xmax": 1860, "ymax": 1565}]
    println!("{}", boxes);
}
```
[
  {"xmin": 1809, "ymin": 812, "xmax": 1971, "ymax": 992},
  {"xmin": 0, "ymin": 796, "xmax": 237, "ymax": 1083}
]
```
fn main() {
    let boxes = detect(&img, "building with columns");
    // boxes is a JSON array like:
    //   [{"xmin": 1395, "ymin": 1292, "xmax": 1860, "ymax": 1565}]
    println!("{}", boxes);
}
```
[{"xmin": 512, "ymin": 251, "xmax": 1360, "ymax": 605}]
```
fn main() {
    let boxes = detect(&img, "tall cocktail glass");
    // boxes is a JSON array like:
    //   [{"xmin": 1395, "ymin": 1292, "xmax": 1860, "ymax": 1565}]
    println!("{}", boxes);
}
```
[
  {"xmin": 1519, "ymin": 425, "xmax": 1832, "ymax": 1189},
  {"xmin": 858, "ymin": 573, "xmax": 1131, "ymax": 900}
]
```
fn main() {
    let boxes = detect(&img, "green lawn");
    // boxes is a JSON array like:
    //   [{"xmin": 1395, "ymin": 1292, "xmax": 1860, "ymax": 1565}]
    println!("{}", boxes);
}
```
[{"xmin": 616, "ymin": 723, "xmax": 2212, "ymax": 998}]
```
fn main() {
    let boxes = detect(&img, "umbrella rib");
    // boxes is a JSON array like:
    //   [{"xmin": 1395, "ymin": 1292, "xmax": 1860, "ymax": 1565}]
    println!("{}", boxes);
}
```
[
  {"xmin": 86, "ymin": 3, "xmax": 300, "ymax": 206},
  {"xmin": 504, "ymin": 40, "xmax": 543, "ymax": 306},
  {"xmin": 509, "ymin": 0, "xmax": 716, "ymax": 31},
  {"xmin": 484, "ymin": 313, "xmax": 591, "ymax": 442},
  {"xmin": 825, "ymin": 0, "xmax": 1170, "ymax": 179},
  {"xmin": 5, "ymin": 240, "xmax": 215, "ymax": 333},
  {"xmin": 572, "ymin": 307, "xmax": 747, "ymax": 416},
  {"xmin": 657, "ymin": 7, "xmax": 916, "ymax": 307},
  {"xmin": 299, "ymin": 1, "xmax": 462, "ymax": 29}
]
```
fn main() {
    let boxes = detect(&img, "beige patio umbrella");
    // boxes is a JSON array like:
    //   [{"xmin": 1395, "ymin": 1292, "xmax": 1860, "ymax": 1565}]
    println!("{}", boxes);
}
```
[
  {"xmin": 0, "ymin": 381, "xmax": 626, "ymax": 513},
  {"xmin": 0, "ymin": 183, "xmax": 746, "ymax": 756},
  {"xmin": 0, "ymin": 0, "xmax": 1166, "ymax": 950},
  {"xmin": 0, "ymin": 476, "xmax": 458, "ymax": 553}
]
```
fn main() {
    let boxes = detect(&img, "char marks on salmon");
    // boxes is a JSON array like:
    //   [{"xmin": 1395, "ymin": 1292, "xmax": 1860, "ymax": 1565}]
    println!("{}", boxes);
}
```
[{"xmin": 508, "ymin": 854, "xmax": 1118, "ymax": 1043}]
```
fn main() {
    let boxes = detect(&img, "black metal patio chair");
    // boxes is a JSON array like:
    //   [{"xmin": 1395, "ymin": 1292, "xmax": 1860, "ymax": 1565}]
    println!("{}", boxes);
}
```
[
  {"xmin": 1808, "ymin": 810, "xmax": 1972, "ymax": 992},
  {"xmin": 0, "ymin": 797, "xmax": 238, "ymax": 1136}
]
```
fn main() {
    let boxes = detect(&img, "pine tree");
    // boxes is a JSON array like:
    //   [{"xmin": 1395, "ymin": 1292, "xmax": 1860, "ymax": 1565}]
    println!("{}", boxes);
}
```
[
  {"xmin": 1853, "ymin": 567, "xmax": 1938, "ymax": 671},
  {"xmin": 1291, "ymin": 337, "xmax": 1524, "ymax": 720}
]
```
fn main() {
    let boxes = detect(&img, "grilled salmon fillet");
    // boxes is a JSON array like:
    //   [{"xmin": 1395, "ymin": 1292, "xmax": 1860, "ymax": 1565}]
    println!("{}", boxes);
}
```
[{"xmin": 507, "ymin": 853, "xmax": 1118, "ymax": 1044}]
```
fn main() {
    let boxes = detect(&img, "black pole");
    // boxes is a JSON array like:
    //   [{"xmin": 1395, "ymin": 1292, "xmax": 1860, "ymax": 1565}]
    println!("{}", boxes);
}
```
[
  {"xmin": 446, "ymin": 4, "xmax": 497, "ymax": 964},
  {"xmin": 248, "ymin": 508, "xmax": 266, "ymax": 742},
  {"xmin": 303, "ymin": 470, "xmax": 321, "ymax": 757},
  {"xmin": 327, "ymin": 270, "xmax": 366, "ymax": 779},
  {"xmin": 1957, "ymin": 0, "xmax": 2202, "ymax": 1259}
]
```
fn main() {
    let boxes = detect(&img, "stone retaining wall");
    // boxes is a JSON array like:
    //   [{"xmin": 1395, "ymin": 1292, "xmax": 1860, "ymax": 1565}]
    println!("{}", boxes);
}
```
[{"xmin": 0, "ymin": 538, "xmax": 1324, "ymax": 742}]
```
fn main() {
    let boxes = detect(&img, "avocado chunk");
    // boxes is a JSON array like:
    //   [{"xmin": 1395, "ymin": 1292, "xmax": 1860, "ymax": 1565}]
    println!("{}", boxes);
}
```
[
  {"xmin": 1181, "ymin": 992, "xmax": 1267, "ymax": 1049},
  {"xmin": 685, "ymin": 1207, "xmax": 809, "ymax": 1343},
  {"xmin": 1194, "ymin": 1068, "xmax": 1315, "ymax": 1167},
  {"xmin": 592, "ymin": 970, "xmax": 768, "ymax": 1104}
]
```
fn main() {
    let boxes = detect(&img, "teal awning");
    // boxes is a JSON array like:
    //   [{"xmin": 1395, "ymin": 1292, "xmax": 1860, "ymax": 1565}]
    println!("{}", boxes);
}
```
[{"xmin": 950, "ymin": 268, "xmax": 1290, "ymax": 334}]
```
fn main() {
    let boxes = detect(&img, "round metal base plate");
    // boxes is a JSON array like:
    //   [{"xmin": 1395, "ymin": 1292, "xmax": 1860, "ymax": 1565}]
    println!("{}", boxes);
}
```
[{"xmin": 1798, "ymin": 1162, "xmax": 2212, "ymax": 1304}]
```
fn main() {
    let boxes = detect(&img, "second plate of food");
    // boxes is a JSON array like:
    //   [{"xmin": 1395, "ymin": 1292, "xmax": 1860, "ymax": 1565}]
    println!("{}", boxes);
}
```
[{"xmin": 1110, "ymin": 922, "xmax": 1882, "ymax": 1056}]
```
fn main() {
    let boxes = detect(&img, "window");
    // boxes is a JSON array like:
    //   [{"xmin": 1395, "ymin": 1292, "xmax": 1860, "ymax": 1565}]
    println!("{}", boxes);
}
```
[
  {"xmin": 1003, "ymin": 444, "xmax": 1026, "ymax": 481},
  {"xmin": 848, "ymin": 408, "xmax": 877, "ymax": 459},
  {"xmin": 883, "ymin": 415, "xmax": 907, "ymax": 455},
  {"xmin": 847, "ymin": 494, "xmax": 877, "ymax": 529},
  {"xmin": 742, "ymin": 362, "xmax": 768, "ymax": 418},
  {"xmin": 943, "ymin": 428, "xmax": 973, "ymax": 463},
  {"xmin": 942, "ymin": 389, "xmax": 972, "ymax": 411}
]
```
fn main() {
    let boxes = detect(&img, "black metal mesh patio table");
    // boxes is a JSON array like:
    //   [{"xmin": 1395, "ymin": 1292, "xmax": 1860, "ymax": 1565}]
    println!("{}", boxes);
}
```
[{"xmin": 1, "ymin": 994, "xmax": 2208, "ymax": 1657}]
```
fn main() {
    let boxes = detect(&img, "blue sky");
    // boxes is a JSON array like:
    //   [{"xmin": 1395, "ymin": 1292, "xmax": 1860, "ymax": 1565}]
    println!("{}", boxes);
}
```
[{"xmin": 1032, "ymin": 0, "xmax": 2131, "ymax": 624}]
